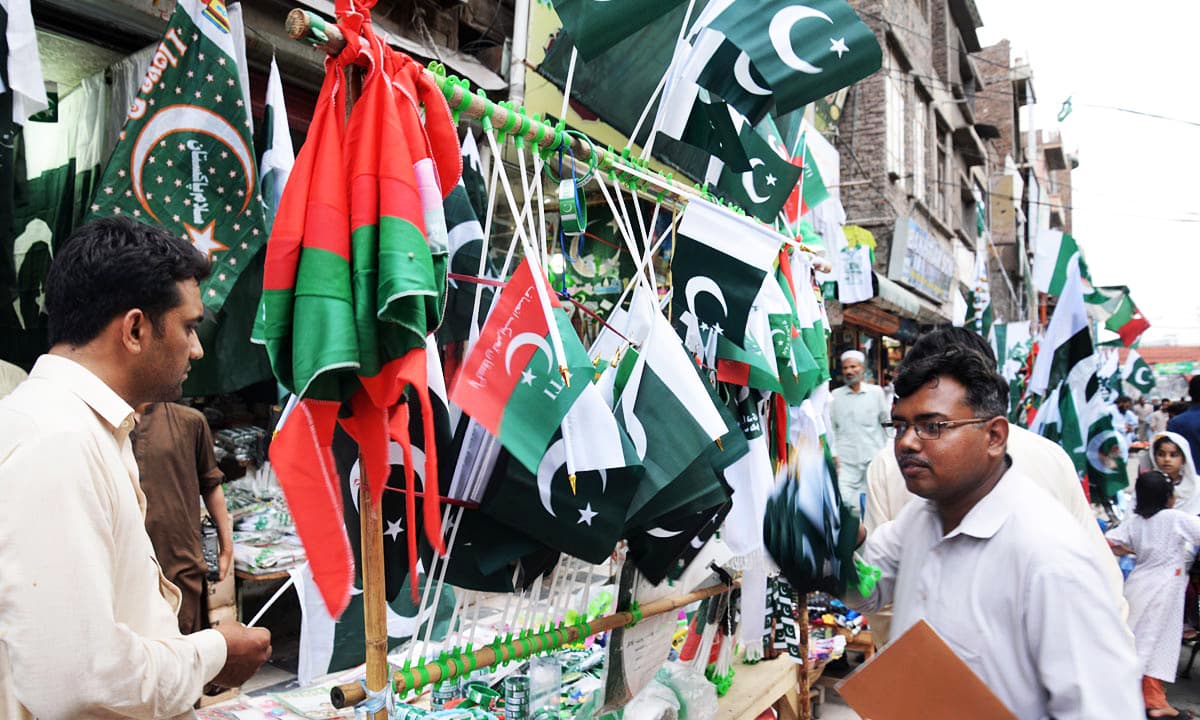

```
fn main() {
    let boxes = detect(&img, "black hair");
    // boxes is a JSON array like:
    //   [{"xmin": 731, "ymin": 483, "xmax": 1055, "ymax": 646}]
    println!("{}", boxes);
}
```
[
  {"xmin": 894, "ymin": 327, "xmax": 1008, "ymax": 418},
  {"xmin": 1117, "ymin": 395, "xmax": 1132, "ymax": 405},
  {"xmin": 1190, "ymin": 376, "xmax": 1200, "ymax": 403},
  {"xmin": 1154, "ymin": 435, "xmax": 1184, "ymax": 457},
  {"xmin": 1134, "ymin": 470, "xmax": 1174, "ymax": 518},
  {"xmin": 45, "ymin": 217, "xmax": 210, "ymax": 347}
]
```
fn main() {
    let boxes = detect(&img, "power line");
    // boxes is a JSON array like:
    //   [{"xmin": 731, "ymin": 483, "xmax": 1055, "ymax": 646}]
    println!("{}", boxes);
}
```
[{"xmin": 1077, "ymin": 103, "xmax": 1200, "ymax": 129}]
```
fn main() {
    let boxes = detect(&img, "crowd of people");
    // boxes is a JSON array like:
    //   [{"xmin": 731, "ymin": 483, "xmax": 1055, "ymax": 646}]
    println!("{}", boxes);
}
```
[{"xmin": 2, "ymin": 217, "xmax": 1200, "ymax": 717}]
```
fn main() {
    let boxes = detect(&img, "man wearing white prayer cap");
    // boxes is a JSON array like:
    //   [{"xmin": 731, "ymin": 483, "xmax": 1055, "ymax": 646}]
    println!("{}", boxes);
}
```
[{"xmin": 830, "ymin": 348, "xmax": 890, "ymax": 516}]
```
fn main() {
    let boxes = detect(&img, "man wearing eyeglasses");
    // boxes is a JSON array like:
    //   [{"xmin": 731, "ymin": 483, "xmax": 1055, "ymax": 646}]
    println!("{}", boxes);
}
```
[{"xmin": 850, "ymin": 339, "xmax": 1140, "ymax": 718}]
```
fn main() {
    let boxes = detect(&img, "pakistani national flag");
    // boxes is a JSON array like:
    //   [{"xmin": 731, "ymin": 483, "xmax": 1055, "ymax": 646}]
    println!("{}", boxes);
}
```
[
  {"xmin": 671, "ymin": 199, "xmax": 784, "ymax": 348},
  {"xmin": 481, "ymin": 443, "xmax": 638, "ymax": 566},
  {"xmin": 438, "ymin": 133, "xmax": 496, "ymax": 345},
  {"xmin": 1028, "ymin": 382, "xmax": 1087, "ymax": 478},
  {"xmin": 613, "ymin": 292, "xmax": 729, "ymax": 521},
  {"xmin": 628, "ymin": 477, "xmax": 732, "ymax": 585},
  {"xmin": 711, "ymin": 110, "xmax": 802, "ymax": 223},
  {"xmin": 1085, "ymin": 407, "xmax": 1128, "ymax": 500},
  {"xmin": 1123, "ymin": 349, "xmax": 1157, "ymax": 394},
  {"xmin": 1029, "ymin": 255, "xmax": 1093, "ymax": 396},
  {"xmin": 552, "ymin": 0, "xmax": 689, "ymax": 61},
  {"xmin": 89, "ymin": 0, "xmax": 267, "ymax": 313},
  {"xmin": 450, "ymin": 258, "xmax": 594, "ymax": 474},
  {"xmin": 695, "ymin": 37, "xmax": 775, "ymax": 124},
  {"xmin": 259, "ymin": 55, "xmax": 294, "ymax": 229},
  {"xmin": 1032, "ymin": 228, "xmax": 1091, "ymax": 296},
  {"xmin": 708, "ymin": 0, "xmax": 882, "ymax": 115}
]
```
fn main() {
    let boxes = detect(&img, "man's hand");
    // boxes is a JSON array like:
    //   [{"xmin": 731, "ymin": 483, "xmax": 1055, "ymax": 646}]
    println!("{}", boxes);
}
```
[
  {"xmin": 217, "ymin": 543, "xmax": 233, "ymax": 581},
  {"xmin": 857, "ymin": 523, "xmax": 867, "ymax": 548},
  {"xmin": 211, "ymin": 622, "xmax": 272, "ymax": 689}
]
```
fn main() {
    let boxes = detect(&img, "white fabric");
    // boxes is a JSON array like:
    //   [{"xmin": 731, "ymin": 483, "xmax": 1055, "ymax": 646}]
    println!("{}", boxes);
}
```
[
  {"xmin": 829, "ymin": 382, "xmax": 888, "ymax": 465},
  {"xmin": 863, "ymin": 425, "xmax": 1130, "ymax": 632},
  {"xmin": 0, "ymin": 355, "xmax": 226, "ymax": 718},
  {"xmin": 839, "ymin": 349, "xmax": 865, "ymax": 363},
  {"xmin": 2, "ymin": 0, "xmax": 46, "ymax": 124},
  {"xmin": 1147, "ymin": 431, "xmax": 1200, "ymax": 515},
  {"xmin": 0, "ymin": 359, "xmax": 26, "ymax": 398},
  {"xmin": 1029, "ymin": 255, "xmax": 1088, "ymax": 395},
  {"xmin": 837, "ymin": 245, "xmax": 874, "ymax": 304},
  {"xmin": 855, "ymin": 469, "xmax": 1142, "ymax": 719},
  {"xmin": 1106, "ymin": 509, "xmax": 1200, "ymax": 681},
  {"xmin": 1032, "ymin": 228, "xmax": 1065, "ymax": 294}
]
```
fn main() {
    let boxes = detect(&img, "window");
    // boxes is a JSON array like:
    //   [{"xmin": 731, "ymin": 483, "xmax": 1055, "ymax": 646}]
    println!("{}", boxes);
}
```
[
  {"xmin": 885, "ymin": 54, "xmax": 906, "ymax": 187},
  {"xmin": 934, "ymin": 119, "xmax": 949, "ymax": 219},
  {"xmin": 912, "ymin": 95, "xmax": 928, "ymax": 203}
]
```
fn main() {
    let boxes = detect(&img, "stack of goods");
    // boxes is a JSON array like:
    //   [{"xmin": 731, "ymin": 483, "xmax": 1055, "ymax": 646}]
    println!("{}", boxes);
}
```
[{"xmin": 225, "ymin": 465, "xmax": 306, "ymax": 575}]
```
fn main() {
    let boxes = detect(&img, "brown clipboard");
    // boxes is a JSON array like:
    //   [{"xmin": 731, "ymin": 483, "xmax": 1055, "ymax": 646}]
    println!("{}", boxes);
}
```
[{"xmin": 834, "ymin": 619, "xmax": 1016, "ymax": 720}]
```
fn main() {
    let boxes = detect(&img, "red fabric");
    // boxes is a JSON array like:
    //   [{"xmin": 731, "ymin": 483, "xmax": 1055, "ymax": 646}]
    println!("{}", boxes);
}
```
[
  {"xmin": 1118, "ymin": 311, "xmax": 1151, "ymax": 347},
  {"xmin": 773, "ymin": 393, "xmax": 788, "ymax": 466},
  {"xmin": 716, "ymin": 359, "xmax": 751, "ymax": 386},
  {"xmin": 269, "ymin": 399, "xmax": 353, "ymax": 617},
  {"xmin": 1142, "ymin": 675, "xmax": 1170, "ymax": 710}
]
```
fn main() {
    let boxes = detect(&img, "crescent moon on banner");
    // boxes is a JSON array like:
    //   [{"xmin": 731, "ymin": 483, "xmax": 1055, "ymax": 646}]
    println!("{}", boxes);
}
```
[
  {"xmin": 690, "ymin": 536, "xmax": 705, "ymax": 549},
  {"xmin": 765, "ymin": 132, "xmax": 790, "ymax": 160},
  {"xmin": 769, "ymin": 5, "xmax": 834, "ymax": 75},
  {"xmin": 734, "ymin": 52, "xmax": 772, "ymax": 96},
  {"xmin": 537, "ymin": 438, "xmax": 568, "ymax": 517},
  {"xmin": 131, "ymin": 105, "xmax": 255, "ymax": 222},
  {"xmin": 349, "ymin": 442, "xmax": 427, "ymax": 515},
  {"xmin": 742, "ymin": 158, "xmax": 771, "ymax": 204},
  {"xmin": 1134, "ymin": 365, "xmax": 1154, "ymax": 387},
  {"xmin": 1086, "ymin": 429, "xmax": 1120, "ymax": 473},
  {"xmin": 685, "ymin": 276, "xmax": 730, "ymax": 320},
  {"xmin": 646, "ymin": 527, "xmax": 683, "ymax": 538},
  {"xmin": 505, "ymin": 332, "xmax": 555, "ymax": 375}
]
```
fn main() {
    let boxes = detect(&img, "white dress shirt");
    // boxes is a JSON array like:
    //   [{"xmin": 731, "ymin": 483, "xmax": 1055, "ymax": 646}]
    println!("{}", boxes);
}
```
[
  {"xmin": 0, "ymin": 355, "xmax": 226, "ymax": 719},
  {"xmin": 854, "ymin": 468, "xmax": 1142, "ymax": 719},
  {"xmin": 829, "ymin": 382, "xmax": 889, "ymax": 465}
]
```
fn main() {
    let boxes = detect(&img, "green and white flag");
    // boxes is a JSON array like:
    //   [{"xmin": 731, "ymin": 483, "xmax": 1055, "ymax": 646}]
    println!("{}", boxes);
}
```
[
  {"xmin": 259, "ymin": 55, "xmax": 293, "ymax": 230},
  {"xmin": 1028, "ymin": 382, "xmax": 1086, "ymax": 477},
  {"xmin": 1032, "ymin": 228, "xmax": 1090, "ymax": 296},
  {"xmin": 990, "ymin": 320, "xmax": 1031, "ymax": 381},
  {"xmin": 711, "ymin": 110, "xmax": 802, "ymax": 222},
  {"xmin": 89, "ymin": 0, "xmax": 267, "ymax": 313},
  {"xmin": 614, "ymin": 291, "xmax": 729, "ymax": 521},
  {"xmin": 671, "ymin": 198, "xmax": 784, "ymax": 349},
  {"xmin": 552, "ymin": 0, "xmax": 689, "ymax": 61},
  {"xmin": 708, "ymin": 0, "xmax": 882, "ymax": 115},
  {"xmin": 1123, "ymin": 349, "xmax": 1157, "ymax": 394},
  {"xmin": 1029, "ymin": 254, "xmax": 1093, "ymax": 396}
]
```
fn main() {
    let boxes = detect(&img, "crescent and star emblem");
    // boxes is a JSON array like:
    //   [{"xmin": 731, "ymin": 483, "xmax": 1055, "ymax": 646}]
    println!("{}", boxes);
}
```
[
  {"xmin": 1134, "ymin": 366, "xmax": 1153, "ymax": 387},
  {"xmin": 505, "ymin": 332, "xmax": 555, "ymax": 376},
  {"xmin": 536, "ymin": 438, "xmax": 608, "ymax": 518},
  {"xmin": 769, "ymin": 5, "xmax": 834, "ymax": 74},
  {"xmin": 741, "ymin": 158, "xmax": 772, "ymax": 204},
  {"xmin": 685, "ymin": 276, "xmax": 730, "ymax": 321}
]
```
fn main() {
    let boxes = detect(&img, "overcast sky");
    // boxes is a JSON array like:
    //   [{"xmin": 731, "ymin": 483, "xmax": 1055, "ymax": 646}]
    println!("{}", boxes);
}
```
[{"xmin": 973, "ymin": 0, "xmax": 1200, "ymax": 346}]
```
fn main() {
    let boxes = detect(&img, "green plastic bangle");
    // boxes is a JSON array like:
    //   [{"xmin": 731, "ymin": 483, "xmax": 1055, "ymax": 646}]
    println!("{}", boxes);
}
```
[{"xmin": 464, "ymin": 682, "xmax": 500, "ymax": 709}]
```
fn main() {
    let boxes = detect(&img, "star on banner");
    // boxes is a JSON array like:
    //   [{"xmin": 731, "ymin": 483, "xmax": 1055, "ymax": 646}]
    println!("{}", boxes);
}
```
[
  {"xmin": 185, "ymin": 221, "xmax": 229, "ymax": 259},
  {"xmin": 830, "ymin": 37, "xmax": 849, "ymax": 58},
  {"xmin": 577, "ymin": 503, "xmax": 598, "ymax": 526},
  {"xmin": 384, "ymin": 519, "xmax": 403, "ymax": 541}
]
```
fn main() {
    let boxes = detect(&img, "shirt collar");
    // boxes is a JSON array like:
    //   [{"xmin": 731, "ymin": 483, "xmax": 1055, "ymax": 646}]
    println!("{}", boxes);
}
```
[
  {"xmin": 941, "ymin": 456, "xmax": 1018, "ymax": 541},
  {"xmin": 30, "ymin": 355, "xmax": 135, "ymax": 434}
]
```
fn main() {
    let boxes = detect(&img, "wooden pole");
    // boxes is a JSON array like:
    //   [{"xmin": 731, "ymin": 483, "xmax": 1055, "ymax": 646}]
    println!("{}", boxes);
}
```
[
  {"xmin": 331, "ymin": 581, "xmax": 737, "ymax": 708},
  {"xmin": 796, "ymin": 591, "xmax": 811, "ymax": 720}
]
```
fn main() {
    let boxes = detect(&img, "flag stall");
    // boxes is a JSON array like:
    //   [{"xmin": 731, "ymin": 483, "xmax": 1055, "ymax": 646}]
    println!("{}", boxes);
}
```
[{"xmin": 269, "ymin": 3, "xmax": 878, "ymax": 719}]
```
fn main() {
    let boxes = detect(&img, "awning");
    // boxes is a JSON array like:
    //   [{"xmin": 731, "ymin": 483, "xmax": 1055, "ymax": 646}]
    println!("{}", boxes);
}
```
[{"xmin": 872, "ymin": 273, "xmax": 950, "ymax": 325}]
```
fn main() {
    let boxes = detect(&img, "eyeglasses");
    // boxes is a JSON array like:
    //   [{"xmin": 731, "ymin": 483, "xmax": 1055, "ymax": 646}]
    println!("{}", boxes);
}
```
[{"xmin": 882, "ymin": 418, "xmax": 993, "ymax": 440}]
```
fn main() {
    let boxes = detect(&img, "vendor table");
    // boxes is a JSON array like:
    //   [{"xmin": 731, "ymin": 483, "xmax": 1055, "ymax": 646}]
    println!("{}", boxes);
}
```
[{"xmin": 716, "ymin": 655, "xmax": 826, "ymax": 720}]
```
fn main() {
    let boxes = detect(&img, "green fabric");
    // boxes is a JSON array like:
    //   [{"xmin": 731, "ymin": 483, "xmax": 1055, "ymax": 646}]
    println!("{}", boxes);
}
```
[
  {"xmin": 551, "ymin": 0, "xmax": 688, "ymax": 61},
  {"xmin": 709, "ymin": 0, "xmax": 882, "ymax": 115},
  {"xmin": 714, "ymin": 119, "xmax": 801, "ymax": 222},
  {"xmin": 88, "ymin": 5, "xmax": 267, "ymax": 314}
]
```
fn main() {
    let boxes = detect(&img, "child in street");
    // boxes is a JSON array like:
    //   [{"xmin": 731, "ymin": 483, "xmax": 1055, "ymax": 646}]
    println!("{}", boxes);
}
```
[
  {"xmin": 1151, "ymin": 432, "xmax": 1200, "ymax": 514},
  {"xmin": 1108, "ymin": 471, "xmax": 1200, "ymax": 718}
]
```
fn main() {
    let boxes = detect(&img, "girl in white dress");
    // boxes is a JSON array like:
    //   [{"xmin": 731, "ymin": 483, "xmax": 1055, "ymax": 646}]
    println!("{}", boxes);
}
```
[{"xmin": 1108, "ymin": 470, "xmax": 1200, "ymax": 718}]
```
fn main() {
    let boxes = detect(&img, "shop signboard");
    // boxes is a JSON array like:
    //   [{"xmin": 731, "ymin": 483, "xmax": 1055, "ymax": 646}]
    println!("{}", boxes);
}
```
[
  {"xmin": 887, "ymin": 216, "xmax": 955, "ymax": 304},
  {"xmin": 1154, "ymin": 361, "xmax": 1199, "ymax": 375}
]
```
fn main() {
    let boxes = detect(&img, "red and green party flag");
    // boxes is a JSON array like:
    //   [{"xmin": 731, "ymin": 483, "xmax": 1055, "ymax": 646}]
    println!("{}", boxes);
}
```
[
  {"xmin": 89, "ymin": 0, "xmax": 266, "ymax": 313},
  {"xmin": 450, "ymin": 257, "xmax": 594, "ymax": 474}
]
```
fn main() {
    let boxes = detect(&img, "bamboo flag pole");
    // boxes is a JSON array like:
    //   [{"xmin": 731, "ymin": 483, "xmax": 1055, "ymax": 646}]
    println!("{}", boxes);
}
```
[{"xmin": 331, "ymin": 581, "xmax": 737, "ymax": 708}]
